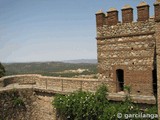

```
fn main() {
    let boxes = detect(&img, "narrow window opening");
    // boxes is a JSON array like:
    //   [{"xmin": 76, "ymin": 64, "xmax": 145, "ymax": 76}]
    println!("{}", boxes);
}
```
[
  {"xmin": 116, "ymin": 69, "xmax": 124, "ymax": 92},
  {"xmin": 152, "ymin": 69, "xmax": 157, "ymax": 96}
]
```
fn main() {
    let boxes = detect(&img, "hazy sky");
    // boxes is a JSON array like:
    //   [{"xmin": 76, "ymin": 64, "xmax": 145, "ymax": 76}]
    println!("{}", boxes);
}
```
[{"xmin": 0, "ymin": 0, "xmax": 155, "ymax": 62}]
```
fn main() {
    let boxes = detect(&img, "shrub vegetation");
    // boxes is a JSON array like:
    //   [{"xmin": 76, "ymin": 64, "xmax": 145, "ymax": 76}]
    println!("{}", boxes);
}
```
[{"xmin": 53, "ymin": 85, "xmax": 158, "ymax": 120}]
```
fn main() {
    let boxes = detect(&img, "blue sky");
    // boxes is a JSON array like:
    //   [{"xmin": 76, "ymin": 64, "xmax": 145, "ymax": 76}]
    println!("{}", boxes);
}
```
[{"xmin": 0, "ymin": 0, "xmax": 156, "ymax": 63}]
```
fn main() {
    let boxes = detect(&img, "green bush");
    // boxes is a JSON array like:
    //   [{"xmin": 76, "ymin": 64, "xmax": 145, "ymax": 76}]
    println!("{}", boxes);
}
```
[
  {"xmin": 53, "ymin": 85, "xmax": 108, "ymax": 120},
  {"xmin": 13, "ymin": 97, "xmax": 24, "ymax": 107},
  {"xmin": 53, "ymin": 85, "xmax": 158, "ymax": 120}
]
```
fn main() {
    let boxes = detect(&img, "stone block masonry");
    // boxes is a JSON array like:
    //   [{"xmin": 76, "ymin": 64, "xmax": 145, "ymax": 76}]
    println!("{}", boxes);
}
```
[
  {"xmin": 154, "ymin": 1, "xmax": 160, "ymax": 116},
  {"xmin": 155, "ymin": 21, "xmax": 160, "ymax": 117},
  {"xmin": 0, "ymin": 74, "xmax": 157, "ymax": 120},
  {"xmin": 96, "ymin": 0, "xmax": 160, "ymax": 117},
  {"xmin": 0, "ymin": 74, "xmax": 104, "ymax": 93},
  {"xmin": 0, "ymin": 74, "xmax": 156, "ymax": 104},
  {"xmin": 0, "ymin": 88, "xmax": 57, "ymax": 120},
  {"xmin": 0, "ymin": 0, "xmax": 160, "ymax": 119},
  {"xmin": 0, "ymin": 75, "xmax": 105, "ymax": 119}
]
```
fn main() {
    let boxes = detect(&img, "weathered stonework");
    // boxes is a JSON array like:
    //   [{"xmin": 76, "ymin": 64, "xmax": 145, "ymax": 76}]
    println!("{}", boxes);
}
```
[
  {"xmin": 0, "ymin": 1, "xmax": 159, "ymax": 119},
  {"xmin": 0, "ymin": 74, "xmax": 155, "ymax": 104},
  {"xmin": 0, "ymin": 73, "xmax": 158, "ymax": 119},
  {"xmin": 96, "ymin": 1, "xmax": 160, "ymax": 115},
  {"xmin": 155, "ymin": 21, "xmax": 160, "ymax": 117},
  {"xmin": 0, "ymin": 74, "xmax": 102, "ymax": 92},
  {"xmin": 0, "ymin": 74, "xmax": 106, "ymax": 120},
  {"xmin": 0, "ymin": 89, "xmax": 56, "ymax": 120}
]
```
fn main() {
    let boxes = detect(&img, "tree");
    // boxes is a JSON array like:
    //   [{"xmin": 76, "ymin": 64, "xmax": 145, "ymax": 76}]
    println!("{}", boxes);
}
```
[{"xmin": 0, "ymin": 62, "xmax": 5, "ymax": 77}]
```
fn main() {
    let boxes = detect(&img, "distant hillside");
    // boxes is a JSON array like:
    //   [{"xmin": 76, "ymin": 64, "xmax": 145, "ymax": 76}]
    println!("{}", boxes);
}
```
[
  {"xmin": 3, "ymin": 61, "xmax": 97, "ymax": 78},
  {"xmin": 63, "ymin": 59, "xmax": 97, "ymax": 64}
]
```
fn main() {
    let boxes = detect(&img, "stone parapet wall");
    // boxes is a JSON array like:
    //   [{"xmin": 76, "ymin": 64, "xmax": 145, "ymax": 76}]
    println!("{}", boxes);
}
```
[
  {"xmin": 0, "ymin": 74, "xmax": 103, "ymax": 93},
  {"xmin": 0, "ymin": 75, "xmax": 40, "ymax": 87},
  {"xmin": 96, "ymin": 1, "xmax": 160, "ymax": 27},
  {"xmin": 0, "ymin": 74, "xmax": 155, "ymax": 103}
]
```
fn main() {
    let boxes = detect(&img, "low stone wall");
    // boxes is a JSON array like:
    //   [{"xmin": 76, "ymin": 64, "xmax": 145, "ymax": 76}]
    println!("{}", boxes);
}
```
[
  {"xmin": 0, "ymin": 75, "xmax": 104, "ymax": 120},
  {"xmin": 0, "ymin": 75, "xmax": 40, "ymax": 87},
  {"xmin": 0, "ymin": 74, "xmax": 102, "ymax": 92},
  {"xmin": 0, "ymin": 74, "xmax": 157, "ymax": 105}
]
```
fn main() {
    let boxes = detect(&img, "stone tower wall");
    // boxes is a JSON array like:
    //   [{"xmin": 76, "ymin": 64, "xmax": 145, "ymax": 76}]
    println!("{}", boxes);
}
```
[
  {"xmin": 96, "ymin": 1, "xmax": 159, "ymax": 96},
  {"xmin": 155, "ymin": 21, "xmax": 160, "ymax": 118},
  {"xmin": 96, "ymin": 0, "xmax": 160, "ymax": 116},
  {"xmin": 97, "ymin": 21, "xmax": 155, "ymax": 95}
]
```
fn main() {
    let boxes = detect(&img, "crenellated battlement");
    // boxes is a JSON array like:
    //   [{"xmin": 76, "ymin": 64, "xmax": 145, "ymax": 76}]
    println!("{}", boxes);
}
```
[{"xmin": 96, "ymin": 1, "xmax": 160, "ymax": 27}]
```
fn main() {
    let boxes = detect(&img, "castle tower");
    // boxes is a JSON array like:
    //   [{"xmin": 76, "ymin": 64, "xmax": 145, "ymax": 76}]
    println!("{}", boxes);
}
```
[
  {"xmin": 122, "ymin": 5, "xmax": 133, "ymax": 23},
  {"xmin": 137, "ymin": 1, "xmax": 150, "ymax": 21},
  {"xmin": 95, "ymin": 1, "xmax": 160, "ymax": 117},
  {"xmin": 96, "ymin": 2, "xmax": 158, "ymax": 105}
]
